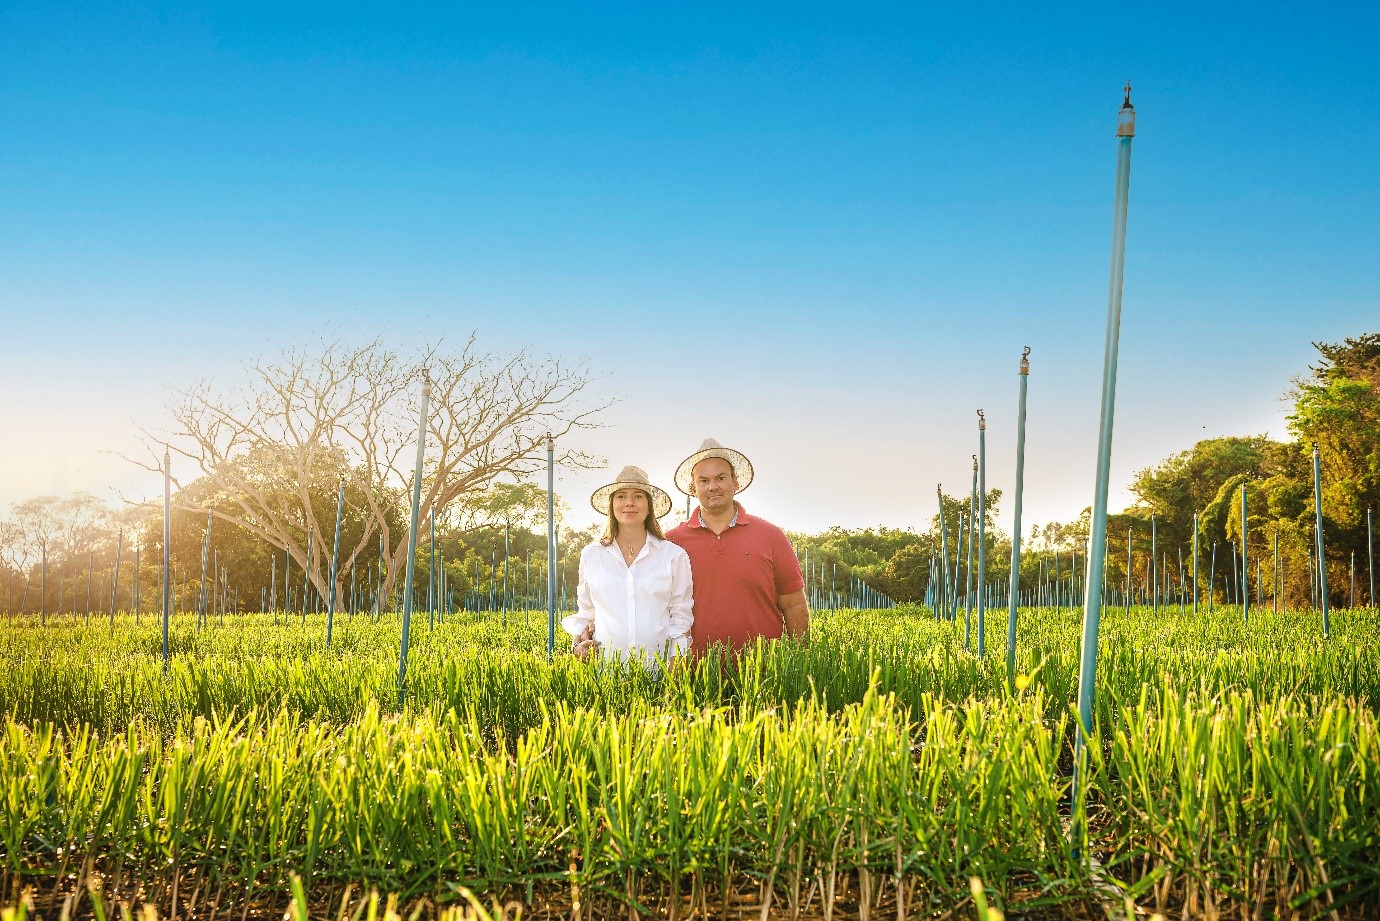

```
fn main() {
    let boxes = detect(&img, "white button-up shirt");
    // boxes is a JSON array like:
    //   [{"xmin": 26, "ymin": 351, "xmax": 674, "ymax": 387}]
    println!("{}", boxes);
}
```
[{"xmin": 562, "ymin": 534, "xmax": 694, "ymax": 662}]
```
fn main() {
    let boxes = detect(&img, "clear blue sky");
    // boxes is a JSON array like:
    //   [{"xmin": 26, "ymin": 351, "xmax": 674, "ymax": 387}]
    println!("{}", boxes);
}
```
[{"xmin": 2, "ymin": 2, "xmax": 1377, "ymax": 533}]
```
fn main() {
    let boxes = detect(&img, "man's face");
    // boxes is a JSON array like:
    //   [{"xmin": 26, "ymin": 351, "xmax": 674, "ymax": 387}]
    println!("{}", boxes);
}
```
[{"xmin": 691, "ymin": 457, "xmax": 738, "ymax": 513}]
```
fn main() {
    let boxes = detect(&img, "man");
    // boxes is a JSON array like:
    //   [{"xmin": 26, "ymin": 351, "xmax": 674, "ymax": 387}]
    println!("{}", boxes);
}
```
[{"xmin": 664, "ymin": 437, "xmax": 809, "ymax": 654}]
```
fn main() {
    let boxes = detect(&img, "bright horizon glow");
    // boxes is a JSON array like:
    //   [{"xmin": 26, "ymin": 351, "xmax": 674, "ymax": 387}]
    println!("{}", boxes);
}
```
[{"xmin": 2, "ymin": 3, "xmax": 1376, "ymax": 537}]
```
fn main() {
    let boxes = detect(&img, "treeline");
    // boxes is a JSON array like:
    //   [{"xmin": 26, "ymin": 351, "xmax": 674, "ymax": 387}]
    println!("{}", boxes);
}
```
[
  {"xmin": 797, "ymin": 332, "xmax": 1380, "ymax": 608},
  {"xmin": 2, "ymin": 332, "xmax": 1375, "ymax": 615}
]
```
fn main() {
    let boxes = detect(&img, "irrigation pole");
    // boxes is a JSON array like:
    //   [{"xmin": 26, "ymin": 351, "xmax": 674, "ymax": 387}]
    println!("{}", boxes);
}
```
[
  {"xmin": 161, "ymin": 449, "xmax": 171, "ymax": 672},
  {"xmin": 1240, "ymin": 483, "xmax": 1249, "ymax": 624},
  {"xmin": 1074, "ymin": 84, "xmax": 1135, "ymax": 851},
  {"xmin": 1192, "ymin": 512, "xmax": 1200, "ymax": 614},
  {"xmin": 546, "ymin": 432, "xmax": 557, "ymax": 658},
  {"xmin": 964, "ymin": 456, "xmax": 977, "ymax": 650},
  {"xmin": 1368, "ymin": 507, "xmax": 1374, "ymax": 608},
  {"xmin": 326, "ymin": 479, "xmax": 345, "ymax": 648},
  {"xmin": 396, "ymin": 370, "xmax": 432, "ymax": 708},
  {"xmin": 1273, "ymin": 530, "xmax": 1280, "ymax": 614},
  {"xmin": 976, "ymin": 410, "xmax": 988, "ymax": 658},
  {"xmin": 1150, "ymin": 514, "xmax": 1157, "ymax": 614},
  {"xmin": 109, "ymin": 531, "xmax": 123, "ymax": 628},
  {"xmin": 197, "ymin": 510, "xmax": 212, "ymax": 629},
  {"xmin": 1006, "ymin": 349, "xmax": 1030, "ymax": 689},
  {"xmin": 937, "ymin": 485, "xmax": 950, "ymax": 621},
  {"xmin": 1312, "ymin": 444, "xmax": 1329, "ymax": 637}
]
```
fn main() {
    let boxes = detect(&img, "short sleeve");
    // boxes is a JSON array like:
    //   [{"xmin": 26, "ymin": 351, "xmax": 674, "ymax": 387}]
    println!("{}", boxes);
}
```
[{"xmin": 772, "ymin": 526, "xmax": 805, "ymax": 595}]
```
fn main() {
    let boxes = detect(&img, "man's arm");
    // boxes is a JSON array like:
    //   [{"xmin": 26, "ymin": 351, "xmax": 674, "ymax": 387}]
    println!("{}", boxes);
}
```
[{"xmin": 777, "ymin": 590, "xmax": 809, "ymax": 642}]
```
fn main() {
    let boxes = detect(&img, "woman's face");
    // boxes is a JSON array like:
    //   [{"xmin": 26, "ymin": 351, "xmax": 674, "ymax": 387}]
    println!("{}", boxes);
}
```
[{"xmin": 612, "ymin": 488, "xmax": 650, "ymax": 526}]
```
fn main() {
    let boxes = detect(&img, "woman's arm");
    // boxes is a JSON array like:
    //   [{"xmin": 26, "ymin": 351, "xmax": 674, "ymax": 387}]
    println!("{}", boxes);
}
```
[
  {"xmin": 666, "ymin": 549, "xmax": 694, "ymax": 656},
  {"xmin": 559, "ymin": 547, "xmax": 596, "ymax": 648}
]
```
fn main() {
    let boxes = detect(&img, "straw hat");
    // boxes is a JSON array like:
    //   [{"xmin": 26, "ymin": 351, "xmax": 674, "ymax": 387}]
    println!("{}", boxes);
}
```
[
  {"xmin": 674, "ymin": 437, "xmax": 754, "ymax": 496},
  {"xmin": 590, "ymin": 465, "xmax": 673, "ymax": 519}
]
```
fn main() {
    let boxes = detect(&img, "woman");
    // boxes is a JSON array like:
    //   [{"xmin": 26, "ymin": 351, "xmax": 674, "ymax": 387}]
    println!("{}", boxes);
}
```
[{"xmin": 563, "ymin": 465, "xmax": 693, "ymax": 665}]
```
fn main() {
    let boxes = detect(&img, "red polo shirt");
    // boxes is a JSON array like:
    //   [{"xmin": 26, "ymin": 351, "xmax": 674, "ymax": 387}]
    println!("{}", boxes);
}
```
[{"xmin": 665, "ymin": 503, "xmax": 805, "ymax": 654}]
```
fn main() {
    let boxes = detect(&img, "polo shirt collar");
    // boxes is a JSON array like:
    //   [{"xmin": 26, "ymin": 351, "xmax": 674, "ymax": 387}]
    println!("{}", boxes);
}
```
[{"xmin": 693, "ymin": 502, "xmax": 751, "ymax": 530}]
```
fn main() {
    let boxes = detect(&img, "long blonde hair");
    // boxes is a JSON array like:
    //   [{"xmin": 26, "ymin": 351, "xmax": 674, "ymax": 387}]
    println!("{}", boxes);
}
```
[{"xmin": 599, "ymin": 489, "xmax": 666, "ymax": 546}]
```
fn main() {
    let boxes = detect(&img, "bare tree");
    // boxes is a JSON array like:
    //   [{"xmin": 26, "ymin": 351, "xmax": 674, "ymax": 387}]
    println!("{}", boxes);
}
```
[{"xmin": 134, "ymin": 336, "xmax": 605, "ymax": 607}]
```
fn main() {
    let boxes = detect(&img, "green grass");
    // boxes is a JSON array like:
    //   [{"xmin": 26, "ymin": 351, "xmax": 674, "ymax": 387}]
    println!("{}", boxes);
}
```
[{"xmin": 1, "ymin": 604, "xmax": 1378, "ymax": 918}]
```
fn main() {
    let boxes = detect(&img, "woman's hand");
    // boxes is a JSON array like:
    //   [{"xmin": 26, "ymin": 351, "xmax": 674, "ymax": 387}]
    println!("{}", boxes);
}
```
[{"xmin": 571, "ymin": 623, "xmax": 600, "ymax": 660}]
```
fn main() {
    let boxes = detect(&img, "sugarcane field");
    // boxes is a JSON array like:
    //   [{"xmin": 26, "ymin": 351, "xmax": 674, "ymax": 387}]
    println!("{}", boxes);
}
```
[{"xmin": 4, "ymin": 7, "xmax": 1378, "ymax": 921}]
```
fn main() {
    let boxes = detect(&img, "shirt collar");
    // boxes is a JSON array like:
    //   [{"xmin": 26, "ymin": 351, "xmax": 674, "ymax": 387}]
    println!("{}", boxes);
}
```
[
  {"xmin": 604, "ymin": 532, "xmax": 662, "ymax": 558},
  {"xmin": 692, "ymin": 502, "xmax": 748, "ymax": 530}
]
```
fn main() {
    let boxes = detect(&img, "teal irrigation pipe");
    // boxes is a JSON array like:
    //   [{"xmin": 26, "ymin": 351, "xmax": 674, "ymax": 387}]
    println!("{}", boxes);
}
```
[
  {"xmin": 1192, "ymin": 513, "xmax": 1200, "ymax": 614},
  {"xmin": 1074, "ymin": 84, "xmax": 1135, "ymax": 852},
  {"xmin": 428, "ymin": 511, "xmax": 436, "ymax": 624},
  {"xmin": 161, "ymin": 449, "xmax": 171, "ymax": 672},
  {"xmin": 1312, "ymin": 444, "xmax": 1329, "ymax": 636},
  {"xmin": 326, "ymin": 479, "xmax": 344, "ymax": 647},
  {"xmin": 1274, "ymin": 530, "xmax": 1280, "ymax": 613},
  {"xmin": 953, "ymin": 511, "xmax": 965, "ymax": 623},
  {"xmin": 109, "ymin": 531, "xmax": 122, "ymax": 629},
  {"xmin": 1126, "ymin": 527, "xmax": 1133, "ymax": 609},
  {"xmin": 937, "ymin": 484, "xmax": 950, "ymax": 622},
  {"xmin": 197, "ymin": 510, "xmax": 212, "ymax": 629},
  {"xmin": 965, "ymin": 456, "xmax": 977, "ymax": 650},
  {"xmin": 503, "ymin": 520, "xmax": 511, "ymax": 629},
  {"xmin": 133, "ymin": 544, "xmax": 140, "ymax": 624},
  {"xmin": 1209, "ymin": 543, "xmax": 1216, "ymax": 612},
  {"xmin": 1240, "ymin": 483, "xmax": 1249, "ymax": 623},
  {"xmin": 396, "ymin": 371, "xmax": 432, "ymax": 708},
  {"xmin": 546, "ymin": 433, "xmax": 557, "ymax": 657},
  {"xmin": 1006, "ymin": 348, "xmax": 1030, "ymax": 689},
  {"xmin": 1150, "ymin": 514, "xmax": 1157, "ymax": 614},
  {"xmin": 976, "ymin": 409, "xmax": 988, "ymax": 658}
]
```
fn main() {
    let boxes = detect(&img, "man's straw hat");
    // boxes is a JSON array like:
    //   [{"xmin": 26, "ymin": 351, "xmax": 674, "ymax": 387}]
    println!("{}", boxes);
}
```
[
  {"xmin": 674, "ymin": 437, "xmax": 754, "ymax": 497},
  {"xmin": 590, "ymin": 465, "xmax": 673, "ymax": 519}
]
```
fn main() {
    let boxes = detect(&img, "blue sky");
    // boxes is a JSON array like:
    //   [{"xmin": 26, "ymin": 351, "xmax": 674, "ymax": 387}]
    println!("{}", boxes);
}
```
[{"xmin": 2, "ymin": 2, "xmax": 1377, "ymax": 533}]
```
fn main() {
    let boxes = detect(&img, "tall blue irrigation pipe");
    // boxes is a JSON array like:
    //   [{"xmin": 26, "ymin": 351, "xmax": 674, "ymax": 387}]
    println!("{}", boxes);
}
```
[
  {"xmin": 326, "ymin": 479, "xmax": 345, "ymax": 647},
  {"xmin": 1073, "ymin": 85, "xmax": 1136, "ymax": 849},
  {"xmin": 1312, "ymin": 444, "xmax": 1329, "ymax": 636},
  {"xmin": 976, "ymin": 410, "xmax": 988, "ymax": 657},
  {"xmin": 545, "ymin": 433, "xmax": 557, "ymax": 658},
  {"xmin": 937, "ymin": 485, "xmax": 951, "ymax": 621},
  {"xmin": 1150, "ymin": 514, "xmax": 1158, "ymax": 614},
  {"xmin": 109, "ymin": 531, "xmax": 123, "ymax": 628},
  {"xmin": 1368, "ymin": 507, "xmax": 1374, "ymax": 608},
  {"xmin": 1240, "ymin": 483, "xmax": 1249, "ymax": 623},
  {"xmin": 1192, "ymin": 514, "xmax": 1200, "ymax": 614},
  {"xmin": 964, "ymin": 456, "xmax": 977, "ymax": 650},
  {"xmin": 1006, "ymin": 348, "xmax": 1030, "ymax": 689},
  {"xmin": 197, "ymin": 510, "xmax": 212, "ymax": 629},
  {"xmin": 161, "ymin": 449, "xmax": 171, "ymax": 672},
  {"xmin": 396, "ymin": 371, "xmax": 432, "ymax": 708}
]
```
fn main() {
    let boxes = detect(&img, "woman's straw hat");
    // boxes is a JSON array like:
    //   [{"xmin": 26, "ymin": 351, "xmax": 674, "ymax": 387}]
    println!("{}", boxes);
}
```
[
  {"xmin": 590, "ymin": 465, "xmax": 673, "ymax": 518},
  {"xmin": 674, "ymin": 437, "xmax": 754, "ymax": 496}
]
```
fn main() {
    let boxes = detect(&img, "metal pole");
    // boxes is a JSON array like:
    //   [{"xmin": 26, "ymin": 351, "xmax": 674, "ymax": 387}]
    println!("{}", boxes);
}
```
[
  {"xmin": 1126, "ymin": 527, "xmax": 1133, "ymax": 610},
  {"xmin": 1006, "ymin": 348, "xmax": 1030, "ymax": 689},
  {"xmin": 1150, "ymin": 514, "xmax": 1157, "ymax": 614},
  {"xmin": 429, "ymin": 510, "xmax": 436, "ymax": 625},
  {"xmin": 1312, "ymin": 444, "xmax": 1329, "ymax": 637},
  {"xmin": 1368, "ymin": 508, "xmax": 1374, "ymax": 608},
  {"xmin": 546, "ymin": 432, "xmax": 557, "ymax": 658},
  {"xmin": 938, "ymin": 485, "xmax": 950, "ymax": 622},
  {"xmin": 964, "ymin": 456, "xmax": 977, "ymax": 650},
  {"xmin": 1240, "ymin": 484, "xmax": 1249, "ymax": 623},
  {"xmin": 327, "ymin": 479, "xmax": 345, "ymax": 647},
  {"xmin": 503, "ymin": 520, "xmax": 511, "ymax": 628},
  {"xmin": 197, "ymin": 510, "xmax": 212, "ymax": 629},
  {"xmin": 396, "ymin": 370, "xmax": 432, "ymax": 708},
  {"xmin": 162, "ymin": 449, "xmax": 171, "ymax": 672},
  {"xmin": 109, "ymin": 531, "xmax": 123, "ymax": 627},
  {"xmin": 977, "ymin": 410, "xmax": 988, "ymax": 658},
  {"xmin": 1074, "ymin": 84, "xmax": 1135, "ymax": 850},
  {"xmin": 133, "ymin": 544, "xmax": 140, "ymax": 624},
  {"xmin": 1274, "ymin": 530, "xmax": 1280, "ymax": 613}
]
